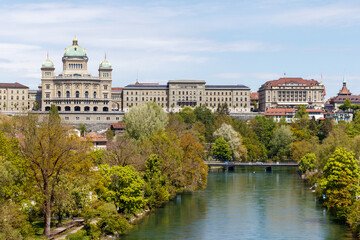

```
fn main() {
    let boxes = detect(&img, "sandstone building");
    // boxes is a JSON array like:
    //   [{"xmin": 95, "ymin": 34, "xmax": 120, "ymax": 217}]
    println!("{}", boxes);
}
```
[
  {"xmin": 325, "ymin": 79, "xmax": 360, "ymax": 110},
  {"xmin": 123, "ymin": 80, "xmax": 251, "ymax": 113},
  {"xmin": 258, "ymin": 77, "xmax": 325, "ymax": 112},
  {"xmin": 0, "ymin": 82, "xmax": 29, "ymax": 112}
]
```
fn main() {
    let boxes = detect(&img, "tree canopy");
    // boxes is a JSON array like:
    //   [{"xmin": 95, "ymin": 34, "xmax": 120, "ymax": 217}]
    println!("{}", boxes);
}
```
[{"xmin": 123, "ymin": 102, "xmax": 169, "ymax": 140}]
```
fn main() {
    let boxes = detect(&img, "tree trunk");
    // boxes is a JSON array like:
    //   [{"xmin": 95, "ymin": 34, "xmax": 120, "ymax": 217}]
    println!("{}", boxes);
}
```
[{"xmin": 43, "ymin": 181, "xmax": 52, "ymax": 237}]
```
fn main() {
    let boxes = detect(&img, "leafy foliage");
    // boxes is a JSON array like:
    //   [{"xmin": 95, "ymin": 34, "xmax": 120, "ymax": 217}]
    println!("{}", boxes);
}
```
[
  {"xmin": 299, "ymin": 153, "xmax": 316, "ymax": 174},
  {"xmin": 211, "ymin": 137, "xmax": 232, "ymax": 161},
  {"xmin": 97, "ymin": 164, "xmax": 145, "ymax": 214},
  {"xmin": 320, "ymin": 148, "xmax": 360, "ymax": 220},
  {"xmin": 123, "ymin": 102, "xmax": 169, "ymax": 140},
  {"xmin": 213, "ymin": 123, "xmax": 247, "ymax": 161}
]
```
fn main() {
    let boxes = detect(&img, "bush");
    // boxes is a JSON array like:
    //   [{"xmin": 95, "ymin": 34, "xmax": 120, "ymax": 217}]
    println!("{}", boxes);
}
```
[{"xmin": 66, "ymin": 230, "xmax": 90, "ymax": 240}]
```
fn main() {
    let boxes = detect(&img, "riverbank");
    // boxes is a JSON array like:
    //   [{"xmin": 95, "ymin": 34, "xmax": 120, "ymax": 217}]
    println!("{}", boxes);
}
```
[{"xmin": 122, "ymin": 170, "xmax": 353, "ymax": 240}]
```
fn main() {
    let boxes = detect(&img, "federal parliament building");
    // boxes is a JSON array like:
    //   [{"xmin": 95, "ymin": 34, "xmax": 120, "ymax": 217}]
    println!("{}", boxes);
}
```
[{"xmin": 1, "ymin": 38, "xmax": 251, "ymax": 123}]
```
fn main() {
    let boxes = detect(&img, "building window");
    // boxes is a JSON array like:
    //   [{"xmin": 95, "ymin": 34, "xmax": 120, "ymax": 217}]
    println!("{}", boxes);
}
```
[
  {"xmin": 76, "ymin": 117, "xmax": 79, "ymax": 120},
  {"xmin": 104, "ymin": 93, "xmax": 108, "ymax": 99},
  {"xmin": 75, "ymin": 91, "xmax": 79, "ymax": 98},
  {"xmin": 46, "ymin": 85, "xmax": 50, "ymax": 89},
  {"xmin": 65, "ymin": 117, "xmax": 69, "ymax": 120},
  {"xmin": 97, "ymin": 117, "xmax": 100, "ymax": 120},
  {"xmin": 66, "ymin": 91, "xmax": 70, "ymax": 98},
  {"xmin": 104, "ymin": 85, "xmax": 108, "ymax": 90},
  {"xmin": 58, "ymin": 91, "xmax": 61, "ymax": 98},
  {"xmin": 106, "ymin": 117, "xmax": 110, "ymax": 120},
  {"xmin": 93, "ymin": 92, "xmax": 97, "ymax": 98},
  {"xmin": 85, "ymin": 91, "xmax": 89, "ymax": 98},
  {"xmin": 46, "ymin": 93, "xmax": 50, "ymax": 98},
  {"xmin": 103, "ymin": 73, "xmax": 109, "ymax": 78},
  {"xmin": 45, "ymin": 72, "xmax": 51, "ymax": 77},
  {"xmin": 86, "ymin": 117, "xmax": 90, "ymax": 120}
]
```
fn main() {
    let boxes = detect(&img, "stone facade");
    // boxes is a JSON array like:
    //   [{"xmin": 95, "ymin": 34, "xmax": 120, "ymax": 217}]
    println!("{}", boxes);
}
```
[
  {"xmin": 258, "ymin": 77, "xmax": 325, "ymax": 112},
  {"xmin": 0, "ymin": 83, "xmax": 29, "ymax": 112},
  {"xmin": 123, "ymin": 80, "xmax": 251, "ymax": 113},
  {"xmin": 40, "ymin": 37, "xmax": 113, "ymax": 114},
  {"xmin": 325, "ymin": 79, "xmax": 360, "ymax": 110}
]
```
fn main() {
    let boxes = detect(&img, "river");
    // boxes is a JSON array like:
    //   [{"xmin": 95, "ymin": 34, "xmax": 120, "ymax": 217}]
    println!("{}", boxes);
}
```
[{"xmin": 123, "ymin": 168, "xmax": 353, "ymax": 240}]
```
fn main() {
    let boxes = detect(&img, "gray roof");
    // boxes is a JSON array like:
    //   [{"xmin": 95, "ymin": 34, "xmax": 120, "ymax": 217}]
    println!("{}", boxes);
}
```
[
  {"xmin": 205, "ymin": 85, "xmax": 250, "ymax": 90},
  {"xmin": 124, "ymin": 84, "xmax": 168, "ymax": 90}
]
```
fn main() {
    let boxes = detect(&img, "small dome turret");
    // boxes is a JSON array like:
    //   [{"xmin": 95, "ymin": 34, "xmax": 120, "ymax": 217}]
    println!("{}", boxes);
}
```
[
  {"xmin": 99, "ymin": 59, "xmax": 112, "ymax": 69},
  {"xmin": 42, "ymin": 53, "xmax": 54, "ymax": 68},
  {"xmin": 64, "ymin": 36, "xmax": 87, "ymax": 57},
  {"xmin": 99, "ymin": 54, "xmax": 112, "ymax": 69}
]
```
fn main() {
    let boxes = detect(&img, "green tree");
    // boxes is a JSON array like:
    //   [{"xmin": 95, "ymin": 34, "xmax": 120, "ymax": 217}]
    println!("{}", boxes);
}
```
[
  {"xmin": 269, "ymin": 125, "xmax": 295, "ymax": 159},
  {"xmin": 299, "ymin": 153, "xmax": 316, "ymax": 174},
  {"xmin": 211, "ymin": 137, "xmax": 232, "ymax": 162},
  {"xmin": 216, "ymin": 103, "xmax": 230, "ymax": 115},
  {"xmin": 339, "ymin": 99, "xmax": 352, "ymax": 111},
  {"xmin": 213, "ymin": 123, "xmax": 247, "ymax": 161},
  {"xmin": 19, "ymin": 110, "xmax": 91, "ymax": 237},
  {"xmin": 295, "ymin": 105, "xmax": 309, "ymax": 119},
  {"xmin": 123, "ymin": 102, "xmax": 168, "ymax": 140},
  {"xmin": 143, "ymin": 154, "xmax": 170, "ymax": 208},
  {"xmin": 295, "ymin": 105, "xmax": 309, "ymax": 128},
  {"xmin": 249, "ymin": 115, "xmax": 276, "ymax": 149},
  {"xmin": 320, "ymin": 148, "xmax": 360, "ymax": 220},
  {"xmin": 179, "ymin": 107, "xmax": 196, "ymax": 124},
  {"xmin": 180, "ymin": 134, "xmax": 208, "ymax": 190},
  {"xmin": 79, "ymin": 124, "xmax": 87, "ymax": 136},
  {"xmin": 97, "ymin": 164, "xmax": 145, "ymax": 214}
]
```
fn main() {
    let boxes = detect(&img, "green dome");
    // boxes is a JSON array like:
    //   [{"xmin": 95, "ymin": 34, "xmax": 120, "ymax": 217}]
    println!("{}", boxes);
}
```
[
  {"xmin": 99, "ymin": 59, "xmax": 112, "ymax": 69},
  {"xmin": 64, "ymin": 37, "xmax": 87, "ymax": 57},
  {"xmin": 42, "ymin": 58, "xmax": 54, "ymax": 68}
]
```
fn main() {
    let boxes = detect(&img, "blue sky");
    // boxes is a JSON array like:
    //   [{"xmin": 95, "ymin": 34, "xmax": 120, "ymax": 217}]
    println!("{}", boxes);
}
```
[{"xmin": 1, "ymin": 0, "xmax": 360, "ymax": 97}]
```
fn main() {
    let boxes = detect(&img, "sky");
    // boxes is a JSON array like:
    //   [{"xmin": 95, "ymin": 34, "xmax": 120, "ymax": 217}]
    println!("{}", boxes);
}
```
[{"xmin": 1, "ymin": 0, "xmax": 360, "ymax": 97}]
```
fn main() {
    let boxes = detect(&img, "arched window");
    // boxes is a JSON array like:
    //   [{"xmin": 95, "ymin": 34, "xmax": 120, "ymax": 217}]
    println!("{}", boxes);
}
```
[
  {"xmin": 103, "ymin": 107, "xmax": 108, "ymax": 112},
  {"xmin": 65, "ymin": 106, "xmax": 71, "ymax": 111},
  {"xmin": 85, "ymin": 91, "xmax": 89, "ymax": 98},
  {"xmin": 93, "ymin": 92, "xmax": 97, "ymax": 98},
  {"xmin": 75, "ymin": 91, "xmax": 79, "ymax": 98},
  {"xmin": 58, "ymin": 91, "xmax": 61, "ymax": 98},
  {"xmin": 74, "ymin": 106, "xmax": 81, "ymax": 111},
  {"xmin": 45, "ymin": 106, "xmax": 50, "ymax": 111},
  {"xmin": 57, "ymin": 106, "xmax": 61, "ymax": 111},
  {"xmin": 66, "ymin": 91, "xmax": 70, "ymax": 98},
  {"xmin": 84, "ymin": 106, "xmax": 90, "ymax": 111},
  {"xmin": 93, "ymin": 106, "xmax": 98, "ymax": 112}
]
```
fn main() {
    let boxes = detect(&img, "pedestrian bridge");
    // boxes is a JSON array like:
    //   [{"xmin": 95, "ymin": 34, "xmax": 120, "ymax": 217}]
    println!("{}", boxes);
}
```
[{"xmin": 205, "ymin": 161, "xmax": 299, "ymax": 171}]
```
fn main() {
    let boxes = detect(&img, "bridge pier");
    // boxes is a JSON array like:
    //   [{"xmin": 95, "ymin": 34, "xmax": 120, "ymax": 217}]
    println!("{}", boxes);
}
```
[{"xmin": 223, "ymin": 165, "xmax": 235, "ymax": 171}]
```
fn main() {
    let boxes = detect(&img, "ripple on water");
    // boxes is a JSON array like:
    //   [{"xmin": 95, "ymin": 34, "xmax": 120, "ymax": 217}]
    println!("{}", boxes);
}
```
[{"xmin": 123, "ymin": 170, "xmax": 354, "ymax": 240}]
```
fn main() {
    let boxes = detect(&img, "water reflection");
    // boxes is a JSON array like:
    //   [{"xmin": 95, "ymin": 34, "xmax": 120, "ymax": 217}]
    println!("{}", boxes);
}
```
[{"xmin": 123, "ymin": 169, "xmax": 353, "ymax": 240}]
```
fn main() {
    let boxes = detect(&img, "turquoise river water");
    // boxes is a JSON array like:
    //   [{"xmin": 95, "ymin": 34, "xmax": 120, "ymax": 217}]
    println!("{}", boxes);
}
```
[{"xmin": 123, "ymin": 168, "xmax": 354, "ymax": 240}]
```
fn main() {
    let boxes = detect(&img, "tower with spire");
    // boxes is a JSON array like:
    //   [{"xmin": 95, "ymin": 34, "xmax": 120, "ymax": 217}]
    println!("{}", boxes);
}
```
[{"xmin": 338, "ymin": 75, "xmax": 351, "ymax": 96}]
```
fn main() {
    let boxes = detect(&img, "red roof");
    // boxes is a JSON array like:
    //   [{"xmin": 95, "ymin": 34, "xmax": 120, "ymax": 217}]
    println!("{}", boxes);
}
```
[
  {"xmin": 264, "ymin": 77, "xmax": 320, "ymax": 87},
  {"xmin": 264, "ymin": 108, "xmax": 324, "ymax": 116},
  {"xmin": 111, "ymin": 122, "xmax": 124, "ymax": 129},
  {"xmin": 111, "ymin": 87, "xmax": 123, "ymax": 91},
  {"xmin": 0, "ymin": 82, "xmax": 28, "ymax": 88},
  {"xmin": 338, "ymin": 86, "xmax": 351, "ymax": 95},
  {"xmin": 82, "ymin": 132, "xmax": 107, "ymax": 142},
  {"xmin": 250, "ymin": 92, "xmax": 259, "ymax": 100}
]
